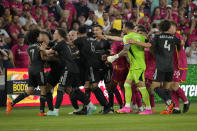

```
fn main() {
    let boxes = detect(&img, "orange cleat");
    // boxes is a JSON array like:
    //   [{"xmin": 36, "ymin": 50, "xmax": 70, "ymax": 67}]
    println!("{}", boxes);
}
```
[
  {"xmin": 167, "ymin": 103, "xmax": 175, "ymax": 114},
  {"xmin": 152, "ymin": 110, "xmax": 156, "ymax": 113},
  {"xmin": 160, "ymin": 110, "xmax": 169, "ymax": 114},
  {"xmin": 38, "ymin": 112, "xmax": 47, "ymax": 116},
  {"xmin": 130, "ymin": 109, "xmax": 134, "ymax": 113},
  {"xmin": 7, "ymin": 102, "xmax": 13, "ymax": 115}
]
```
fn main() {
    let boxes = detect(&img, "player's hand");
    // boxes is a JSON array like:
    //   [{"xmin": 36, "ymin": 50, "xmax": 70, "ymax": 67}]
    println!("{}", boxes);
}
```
[
  {"xmin": 101, "ymin": 54, "xmax": 108, "ymax": 61},
  {"xmin": 107, "ymin": 54, "xmax": 119, "ymax": 63},
  {"xmin": 127, "ymin": 39, "xmax": 136, "ymax": 44}
]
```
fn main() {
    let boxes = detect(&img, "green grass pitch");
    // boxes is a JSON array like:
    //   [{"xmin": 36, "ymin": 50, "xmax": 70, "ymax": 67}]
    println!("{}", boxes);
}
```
[{"xmin": 0, "ymin": 103, "xmax": 197, "ymax": 131}]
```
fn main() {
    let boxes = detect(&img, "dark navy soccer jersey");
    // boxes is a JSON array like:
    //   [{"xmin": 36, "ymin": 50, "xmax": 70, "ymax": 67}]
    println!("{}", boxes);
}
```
[
  {"xmin": 27, "ymin": 43, "xmax": 44, "ymax": 71},
  {"xmin": 74, "ymin": 37, "xmax": 111, "ymax": 68},
  {"xmin": 151, "ymin": 33, "xmax": 181, "ymax": 72},
  {"xmin": 52, "ymin": 40, "xmax": 79, "ymax": 74}
]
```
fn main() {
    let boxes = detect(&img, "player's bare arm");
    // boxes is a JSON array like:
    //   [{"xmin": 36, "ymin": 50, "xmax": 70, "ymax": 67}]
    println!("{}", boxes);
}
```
[{"xmin": 127, "ymin": 39, "xmax": 152, "ymax": 48}]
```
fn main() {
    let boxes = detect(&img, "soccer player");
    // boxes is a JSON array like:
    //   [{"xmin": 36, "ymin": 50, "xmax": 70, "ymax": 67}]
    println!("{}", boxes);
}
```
[
  {"xmin": 108, "ymin": 29, "xmax": 128, "ymax": 110},
  {"xmin": 107, "ymin": 22, "xmax": 152, "ymax": 114},
  {"xmin": 169, "ymin": 22, "xmax": 190, "ymax": 114},
  {"xmin": 40, "ymin": 28, "xmax": 96, "ymax": 116},
  {"xmin": 73, "ymin": 25, "xmax": 112, "ymax": 114},
  {"xmin": 150, "ymin": 20, "xmax": 184, "ymax": 114},
  {"xmin": 7, "ymin": 29, "xmax": 47, "ymax": 116}
]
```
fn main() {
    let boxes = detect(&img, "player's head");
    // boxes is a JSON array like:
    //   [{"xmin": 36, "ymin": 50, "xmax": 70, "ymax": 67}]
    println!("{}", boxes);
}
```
[
  {"xmin": 93, "ymin": 24, "xmax": 103, "ymax": 37},
  {"xmin": 170, "ymin": 21, "xmax": 177, "ymax": 35},
  {"xmin": 53, "ymin": 28, "xmax": 67, "ymax": 41},
  {"xmin": 159, "ymin": 20, "xmax": 171, "ymax": 33},
  {"xmin": 38, "ymin": 31, "xmax": 52, "ymax": 44},
  {"xmin": 136, "ymin": 24, "xmax": 147, "ymax": 36},
  {"xmin": 26, "ymin": 28, "xmax": 41, "ymax": 45},
  {"xmin": 123, "ymin": 22, "xmax": 135, "ymax": 34},
  {"xmin": 68, "ymin": 30, "xmax": 78, "ymax": 41},
  {"xmin": 78, "ymin": 25, "xmax": 87, "ymax": 35}
]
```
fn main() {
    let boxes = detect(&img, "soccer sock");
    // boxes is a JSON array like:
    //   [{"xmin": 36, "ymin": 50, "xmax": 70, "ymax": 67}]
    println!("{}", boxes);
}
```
[
  {"xmin": 69, "ymin": 93, "xmax": 79, "ymax": 110},
  {"xmin": 136, "ymin": 91, "xmax": 142, "ymax": 108},
  {"xmin": 121, "ymin": 88, "xmax": 125, "ymax": 105},
  {"xmin": 139, "ymin": 87, "xmax": 151, "ymax": 110},
  {"xmin": 124, "ymin": 83, "xmax": 132, "ymax": 107},
  {"xmin": 55, "ymin": 90, "xmax": 64, "ymax": 109},
  {"xmin": 154, "ymin": 87, "xmax": 168, "ymax": 102},
  {"xmin": 172, "ymin": 91, "xmax": 180, "ymax": 108},
  {"xmin": 114, "ymin": 88, "xmax": 123, "ymax": 107},
  {"xmin": 177, "ymin": 88, "xmax": 188, "ymax": 103},
  {"xmin": 46, "ymin": 92, "xmax": 54, "ymax": 111},
  {"xmin": 40, "ymin": 95, "xmax": 47, "ymax": 113},
  {"xmin": 92, "ymin": 87, "xmax": 109, "ymax": 107},
  {"xmin": 150, "ymin": 94, "xmax": 155, "ymax": 108},
  {"xmin": 11, "ymin": 92, "xmax": 29, "ymax": 106},
  {"xmin": 164, "ymin": 89, "xmax": 173, "ymax": 106},
  {"xmin": 85, "ymin": 88, "xmax": 91, "ymax": 99},
  {"xmin": 108, "ymin": 90, "xmax": 114, "ymax": 108}
]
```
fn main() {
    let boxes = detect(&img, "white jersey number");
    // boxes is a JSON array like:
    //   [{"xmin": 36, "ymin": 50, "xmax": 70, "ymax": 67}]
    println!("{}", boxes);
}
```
[{"xmin": 164, "ymin": 40, "xmax": 170, "ymax": 51}]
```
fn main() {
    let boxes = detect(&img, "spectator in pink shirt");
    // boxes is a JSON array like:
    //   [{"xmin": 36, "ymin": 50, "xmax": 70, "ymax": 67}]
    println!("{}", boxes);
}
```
[
  {"xmin": 31, "ymin": 0, "xmax": 46, "ymax": 16},
  {"xmin": 11, "ymin": 33, "xmax": 29, "ymax": 68},
  {"xmin": 139, "ymin": 13, "xmax": 151, "ymax": 31},
  {"xmin": 32, "ymin": 6, "xmax": 44, "ymax": 22},
  {"xmin": 165, "ymin": 5, "xmax": 174, "ymax": 21},
  {"xmin": 152, "ymin": 7, "xmax": 161, "ymax": 23},
  {"xmin": 0, "ymin": 0, "xmax": 10, "ymax": 8},
  {"xmin": 9, "ymin": 0, "xmax": 23, "ymax": 16},
  {"xmin": 63, "ymin": 0, "xmax": 77, "ymax": 29},
  {"xmin": 8, "ymin": 14, "xmax": 24, "ymax": 47},
  {"xmin": 48, "ymin": 13, "xmax": 58, "ymax": 30},
  {"xmin": 59, "ymin": 10, "xmax": 70, "ymax": 28},
  {"xmin": 172, "ymin": 0, "xmax": 179, "ymax": 17},
  {"xmin": 159, "ymin": 0, "xmax": 167, "ymax": 19}
]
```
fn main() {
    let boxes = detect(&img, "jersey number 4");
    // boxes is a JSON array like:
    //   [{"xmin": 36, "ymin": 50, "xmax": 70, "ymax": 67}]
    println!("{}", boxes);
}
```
[{"xmin": 164, "ymin": 40, "xmax": 170, "ymax": 51}]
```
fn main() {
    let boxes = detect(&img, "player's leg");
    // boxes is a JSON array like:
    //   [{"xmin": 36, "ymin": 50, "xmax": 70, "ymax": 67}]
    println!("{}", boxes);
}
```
[
  {"xmin": 39, "ymin": 85, "xmax": 47, "ymax": 116},
  {"xmin": 7, "ymin": 72, "xmax": 36, "ymax": 115},
  {"xmin": 131, "ymin": 70, "xmax": 152, "ymax": 115},
  {"xmin": 7, "ymin": 86, "xmax": 34, "ymax": 115},
  {"xmin": 146, "ymin": 79, "xmax": 155, "ymax": 112},
  {"xmin": 117, "ymin": 70, "xmax": 133, "ymax": 113}
]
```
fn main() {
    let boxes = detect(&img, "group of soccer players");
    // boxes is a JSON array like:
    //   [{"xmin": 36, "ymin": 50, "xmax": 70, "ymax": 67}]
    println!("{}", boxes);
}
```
[{"xmin": 7, "ymin": 19, "xmax": 190, "ymax": 116}]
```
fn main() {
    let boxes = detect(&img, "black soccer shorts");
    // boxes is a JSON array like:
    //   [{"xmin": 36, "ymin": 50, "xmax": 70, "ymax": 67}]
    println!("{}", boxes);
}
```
[
  {"xmin": 153, "ymin": 69, "xmax": 173, "ymax": 82},
  {"xmin": 28, "ymin": 70, "xmax": 46, "ymax": 87},
  {"xmin": 59, "ymin": 67, "xmax": 81, "ymax": 88}
]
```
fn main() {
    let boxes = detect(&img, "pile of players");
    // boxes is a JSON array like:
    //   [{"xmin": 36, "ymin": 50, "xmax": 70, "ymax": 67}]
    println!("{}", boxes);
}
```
[{"xmin": 7, "ymin": 19, "xmax": 190, "ymax": 116}]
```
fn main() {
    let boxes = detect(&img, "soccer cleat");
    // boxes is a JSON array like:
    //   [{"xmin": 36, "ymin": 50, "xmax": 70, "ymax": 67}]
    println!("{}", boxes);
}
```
[
  {"xmin": 87, "ymin": 106, "xmax": 97, "ymax": 115},
  {"xmin": 183, "ymin": 102, "xmax": 190, "ymax": 113},
  {"xmin": 116, "ymin": 107, "xmax": 130, "ymax": 114},
  {"xmin": 7, "ymin": 102, "xmax": 13, "ymax": 115},
  {"xmin": 167, "ymin": 102, "xmax": 175, "ymax": 114},
  {"xmin": 139, "ymin": 109, "xmax": 153, "ymax": 115},
  {"xmin": 38, "ymin": 112, "xmax": 47, "ymax": 116},
  {"xmin": 100, "ymin": 107, "xmax": 112, "ymax": 114},
  {"xmin": 130, "ymin": 109, "xmax": 134, "ymax": 113},
  {"xmin": 74, "ymin": 106, "xmax": 87, "ymax": 115},
  {"xmin": 68, "ymin": 109, "xmax": 80, "ymax": 115},
  {"xmin": 172, "ymin": 109, "xmax": 181, "ymax": 114},
  {"xmin": 45, "ymin": 111, "xmax": 59, "ymax": 116}
]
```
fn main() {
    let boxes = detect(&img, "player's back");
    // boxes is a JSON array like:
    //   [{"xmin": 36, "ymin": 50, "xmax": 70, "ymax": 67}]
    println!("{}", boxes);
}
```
[
  {"xmin": 151, "ymin": 33, "xmax": 181, "ymax": 72},
  {"xmin": 27, "ymin": 43, "xmax": 44, "ymax": 72}
]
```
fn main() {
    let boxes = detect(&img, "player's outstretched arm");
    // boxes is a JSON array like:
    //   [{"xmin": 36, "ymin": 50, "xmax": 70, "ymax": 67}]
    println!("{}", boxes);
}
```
[
  {"xmin": 127, "ymin": 39, "xmax": 152, "ymax": 48},
  {"xmin": 107, "ymin": 44, "xmax": 130, "ymax": 63},
  {"xmin": 104, "ymin": 35, "xmax": 123, "ymax": 42}
]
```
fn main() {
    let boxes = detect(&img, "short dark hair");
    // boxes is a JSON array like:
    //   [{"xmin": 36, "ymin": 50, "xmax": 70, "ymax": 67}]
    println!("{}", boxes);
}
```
[
  {"xmin": 78, "ymin": 26, "xmax": 87, "ymax": 34},
  {"xmin": 57, "ymin": 28, "xmax": 67, "ymax": 39},
  {"xmin": 125, "ymin": 22, "xmax": 135, "ymax": 30},
  {"xmin": 92, "ymin": 24, "xmax": 103, "ymax": 30},
  {"xmin": 159, "ymin": 20, "xmax": 171, "ymax": 32},
  {"xmin": 137, "ymin": 24, "xmax": 147, "ymax": 33},
  {"xmin": 40, "ymin": 31, "xmax": 52, "ymax": 40},
  {"xmin": 26, "ymin": 28, "xmax": 40, "ymax": 45}
]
